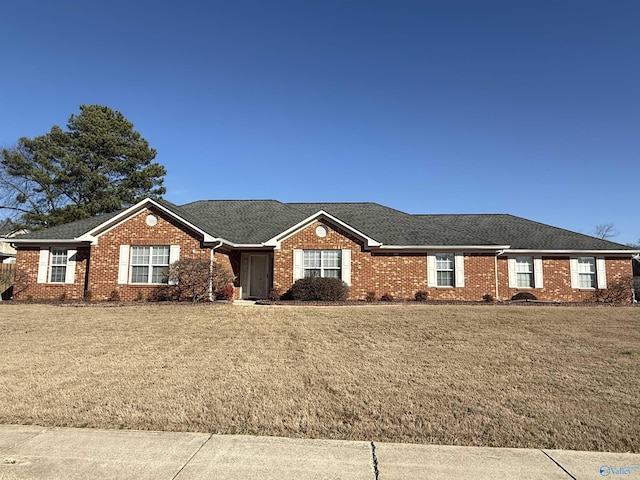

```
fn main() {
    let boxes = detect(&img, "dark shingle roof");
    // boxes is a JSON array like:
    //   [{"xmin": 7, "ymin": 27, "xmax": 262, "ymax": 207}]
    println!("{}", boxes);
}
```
[
  {"xmin": 13, "ymin": 210, "xmax": 122, "ymax": 240},
  {"xmin": 178, "ymin": 200, "xmax": 308, "ymax": 244},
  {"xmin": 286, "ymin": 203, "xmax": 487, "ymax": 246},
  {"xmin": 12, "ymin": 199, "xmax": 636, "ymax": 251},
  {"xmin": 417, "ymin": 214, "xmax": 633, "ymax": 250}
]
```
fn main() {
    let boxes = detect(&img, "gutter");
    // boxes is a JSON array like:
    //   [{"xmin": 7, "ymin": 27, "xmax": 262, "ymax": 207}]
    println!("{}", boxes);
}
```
[
  {"xmin": 10, "ymin": 239, "xmax": 91, "ymax": 245},
  {"xmin": 495, "ymin": 250, "xmax": 505, "ymax": 301},
  {"xmin": 208, "ymin": 241, "xmax": 224, "ymax": 302},
  {"xmin": 503, "ymin": 249, "xmax": 638, "ymax": 255},
  {"xmin": 375, "ymin": 245, "xmax": 511, "ymax": 253}
]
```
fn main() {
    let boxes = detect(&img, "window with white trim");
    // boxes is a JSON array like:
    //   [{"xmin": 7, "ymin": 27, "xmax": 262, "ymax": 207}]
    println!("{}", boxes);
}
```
[
  {"xmin": 37, "ymin": 247, "xmax": 76, "ymax": 284},
  {"xmin": 577, "ymin": 257, "xmax": 596, "ymax": 288},
  {"xmin": 436, "ymin": 253, "xmax": 454, "ymax": 287},
  {"xmin": 130, "ymin": 246, "xmax": 170, "ymax": 284},
  {"xmin": 428, "ymin": 253, "xmax": 465, "ymax": 288},
  {"xmin": 49, "ymin": 248, "xmax": 68, "ymax": 283},
  {"xmin": 303, "ymin": 250, "xmax": 341, "ymax": 278},
  {"xmin": 515, "ymin": 256, "xmax": 534, "ymax": 288}
]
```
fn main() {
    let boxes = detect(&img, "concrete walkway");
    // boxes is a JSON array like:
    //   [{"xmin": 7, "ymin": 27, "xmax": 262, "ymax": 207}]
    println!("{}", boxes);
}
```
[{"xmin": 1, "ymin": 425, "xmax": 639, "ymax": 480}]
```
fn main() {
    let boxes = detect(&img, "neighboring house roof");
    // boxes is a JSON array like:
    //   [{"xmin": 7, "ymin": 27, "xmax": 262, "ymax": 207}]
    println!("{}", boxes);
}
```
[
  {"xmin": 11, "ymin": 198, "xmax": 637, "ymax": 252},
  {"xmin": 0, "ymin": 219, "xmax": 19, "ymax": 237}
]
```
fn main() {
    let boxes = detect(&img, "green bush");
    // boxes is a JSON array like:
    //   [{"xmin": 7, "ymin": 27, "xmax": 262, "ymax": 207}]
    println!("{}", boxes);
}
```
[{"xmin": 289, "ymin": 277, "xmax": 350, "ymax": 302}]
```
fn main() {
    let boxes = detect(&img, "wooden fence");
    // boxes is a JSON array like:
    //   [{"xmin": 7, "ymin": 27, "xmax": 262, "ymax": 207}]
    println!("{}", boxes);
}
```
[{"xmin": 1, "ymin": 263, "xmax": 15, "ymax": 300}]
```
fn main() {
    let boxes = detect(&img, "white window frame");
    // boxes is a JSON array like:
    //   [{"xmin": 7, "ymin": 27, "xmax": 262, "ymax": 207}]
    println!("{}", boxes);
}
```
[
  {"xmin": 435, "ymin": 253, "xmax": 455, "ymax": 287},
  {"xmin": 570, "ymin": 256, "xmax": 606, "ymax": 289},
  {"xmin": 118, "ymin": 244, "xmax": 179, "ymax": 285},
  {"xmin": 515, "ymin": 256, "xmax": 534, "ymax": 288},
  {"xmin": 129, "ymin": 245, "xmax": 171, "ymax": 284},
  {"xmin": 577, "ymin": 257, "xmax": 596, "ymax": 288},
  {"xmin": 302, "ymin": 250, "xmax": 342, "ymax": 279},
  {"xmin": 508, "ymin": 256, "xmax": 544, "ymax": 289},
  {"xmin": 428, "ymin": 253, "xmax": 465, "ymax": 288},
  {"xmin": 37, "ymin": 247, "xmax": 76, "ymax": 284},
  {"xmin": 49, "ymin": 248, "xmax": 68, "ymax": 283},
  {"xmin": 293, "ymin": 249, "xmax": 351, "ymax": 286}
]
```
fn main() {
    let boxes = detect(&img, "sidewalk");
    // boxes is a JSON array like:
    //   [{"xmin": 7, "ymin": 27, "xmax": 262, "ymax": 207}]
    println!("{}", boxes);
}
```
[{"xmin": 1, "ymin": 425, "xmax": 639, "ymax": 480}]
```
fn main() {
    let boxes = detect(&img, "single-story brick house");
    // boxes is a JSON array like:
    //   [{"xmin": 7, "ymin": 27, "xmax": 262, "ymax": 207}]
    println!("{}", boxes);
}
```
[{"xmin": 9, "ymin": 197, "xmax": 638, "ymax": 302}]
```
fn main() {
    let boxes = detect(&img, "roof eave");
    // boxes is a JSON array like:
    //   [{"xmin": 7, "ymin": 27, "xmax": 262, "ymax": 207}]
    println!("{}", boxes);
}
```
[
  {"xmin": 501, "ymin": 249, "xmax": 639, "ymax": 255},
  {"xmin": 11, "ymin": 238, "xmax": 94, "ymax": 245},
  {"xmin": 376, "ymin": 244, "xmax": 511, "ymax": 251}
]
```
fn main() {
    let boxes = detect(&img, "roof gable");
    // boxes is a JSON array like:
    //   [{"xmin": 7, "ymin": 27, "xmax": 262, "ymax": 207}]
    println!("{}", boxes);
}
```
[{"xmin": 264, "ymin": 209, "xmax": 382, "ymax": 248}]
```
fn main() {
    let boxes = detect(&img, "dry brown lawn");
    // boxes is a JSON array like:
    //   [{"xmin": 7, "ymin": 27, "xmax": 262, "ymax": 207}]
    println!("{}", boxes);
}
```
[{"xmin": 0, "ymin": 303, "xmax": 638, "ymax": 452}]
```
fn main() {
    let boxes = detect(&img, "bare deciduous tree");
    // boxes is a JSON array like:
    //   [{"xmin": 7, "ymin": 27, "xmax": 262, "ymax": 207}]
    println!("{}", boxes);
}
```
[
  {"xmin": 163, "ymin": 258, "xmax": 235, "ymax": 303},
  {"xmin": 594, "ymin": 223, "xmax": 618, "ymax": 240}
]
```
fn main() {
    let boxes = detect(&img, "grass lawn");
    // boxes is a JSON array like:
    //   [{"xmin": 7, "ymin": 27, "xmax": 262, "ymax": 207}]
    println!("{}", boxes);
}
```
[{"xmin": 0, "ymin": 303, "xmax": 637, "ymax": 452}]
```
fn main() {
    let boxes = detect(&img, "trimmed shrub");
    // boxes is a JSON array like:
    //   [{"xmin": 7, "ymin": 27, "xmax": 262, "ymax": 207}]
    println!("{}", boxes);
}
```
[
  {"xmin": 289, "ymin": 277, "xmax": 350, "ymax": 302},
  {"xmin": 380, "ymin": 293, "xmax": 394, "ymax": 302},
  {"xmin": 511, "ymin": 292, "xmax": 537, "ymax": 302},
  {"xmin": 108, "ymin": 290, "xmax": 121, "ymax": 302},
  {"xmin": 414, "ymin": 290, "xmax": 428, "ymax": 302},
  {"xmin": 365, "ymin": 291, "xmax": 377, "ymax": 303},
  {"xmin": 482, "ymin": 293, "xmax": 494, "ymax": 303}
]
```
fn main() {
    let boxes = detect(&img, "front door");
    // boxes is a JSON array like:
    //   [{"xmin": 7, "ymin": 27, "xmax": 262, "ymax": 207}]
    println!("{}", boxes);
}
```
[{"xmin": 249, "ymin": 254, "xmax": 270, "ymax": 298}]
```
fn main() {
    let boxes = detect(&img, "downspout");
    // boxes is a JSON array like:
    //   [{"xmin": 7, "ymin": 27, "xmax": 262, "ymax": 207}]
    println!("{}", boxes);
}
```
[
  {"xmin": 495, "ymin": 250, "xmax": 505, "ymax": 302},
  {"xmin": 209, "ymin": 241, "xmax": 224, "ymax": 302}
]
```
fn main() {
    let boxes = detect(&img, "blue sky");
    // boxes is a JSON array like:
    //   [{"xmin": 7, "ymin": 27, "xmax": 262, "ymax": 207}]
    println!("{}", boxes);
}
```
[{"xmin": 0, "ymin": 0, "xmax": 638, "ymax": 245}]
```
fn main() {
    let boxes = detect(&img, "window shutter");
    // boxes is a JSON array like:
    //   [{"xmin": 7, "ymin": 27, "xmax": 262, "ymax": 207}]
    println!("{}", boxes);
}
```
[
  {"xmin": 507, "ymin": 257, "xmax": 517, "ymax": 288},
  {"xmin": 596, "ymin": 256, "xmax": 607, "ymax": 289},
  {"xmin": 117, "ymin": 245, "xmax": 130, "ymax": 284},
  {"xmin": 533, "ymin": 257, "xmax": 544, "ymax": 288},
  {"xmin": 569, "ymin": 258, "xmax": 579, "ymax": 289},
  {"xmin": 169, "ymin": 245, "xmax": 180, "ymax": 264},
  {"xmin": 65, "ymin": 249, "xmax": 77, "ymax": 284},
  {"xmin": 293, "ymin": 249, "xmax": 303, "ymax": 281},
  {"xmin": 454, "ymin": 253, "xmax": 465, "ymax": 287},
  {"xmin": 341, "ymin": 249, "xmax": 351, "ymax": 286},
  {"xmin": 427, "ymin": 254, "xmax": 436, "ymax": 287},
  {"xmin": 37, "ymin": 247, "xmax": 49, "ymax": 284},
  {"xmin": 167, "ymin": 246, "xmax": 180, "ymax": 286}
]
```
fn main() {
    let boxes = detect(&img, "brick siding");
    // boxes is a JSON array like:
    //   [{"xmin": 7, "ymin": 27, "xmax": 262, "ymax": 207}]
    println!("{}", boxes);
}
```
[
  {"xmin": 274, "ymin": 220, "xmax": 634, "ymax": 302},
  {"xmin": 15, "ymin": 207, "xmax": 237, "ymax": 301},
  {"xmin": 14, "ymin": 212, "xmax": 635, "ymax": 303}
]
